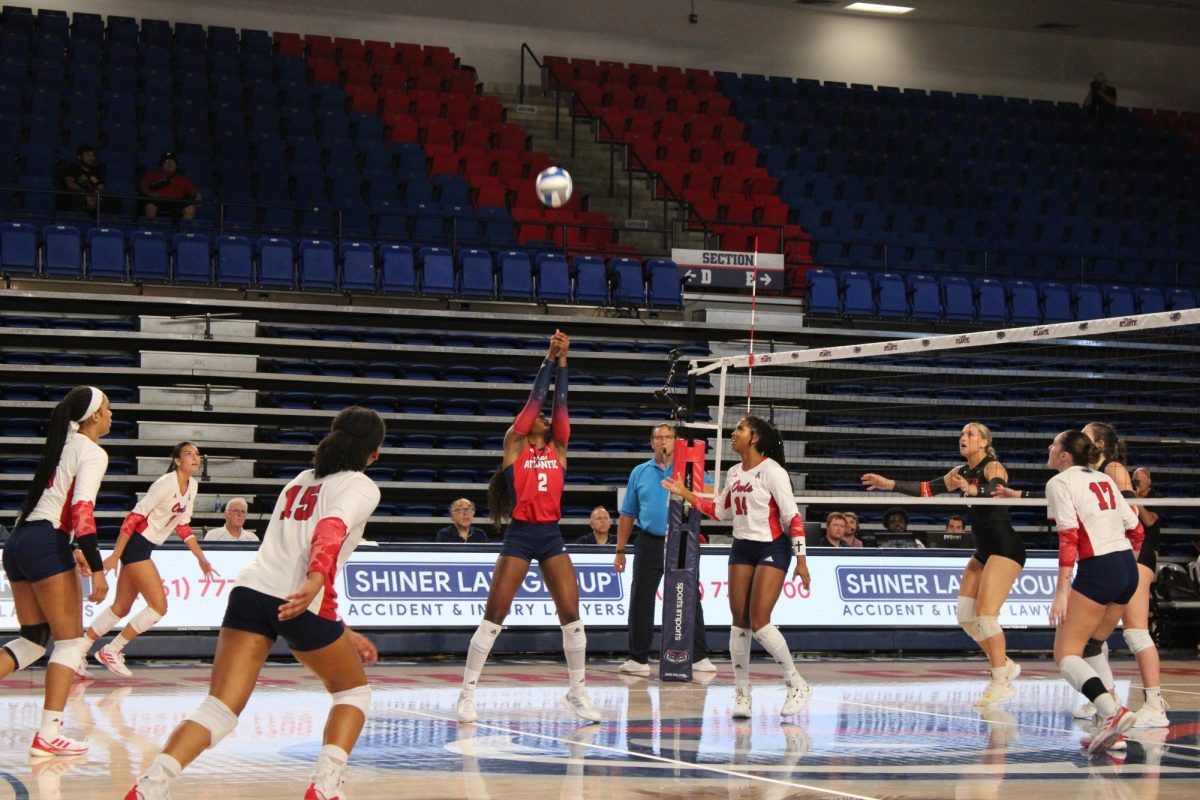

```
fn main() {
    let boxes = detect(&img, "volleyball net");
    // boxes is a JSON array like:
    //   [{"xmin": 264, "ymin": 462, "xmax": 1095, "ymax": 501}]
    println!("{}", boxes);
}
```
[{"xmin": 683, "ymin": 307, "xmax": 1200, "ymax": 548}]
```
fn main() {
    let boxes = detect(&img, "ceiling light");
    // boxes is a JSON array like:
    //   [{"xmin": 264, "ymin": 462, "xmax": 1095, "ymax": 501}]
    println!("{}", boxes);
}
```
[{"xmin": 844, "ymin": 3, "xmax": 915, "ymax": 14}]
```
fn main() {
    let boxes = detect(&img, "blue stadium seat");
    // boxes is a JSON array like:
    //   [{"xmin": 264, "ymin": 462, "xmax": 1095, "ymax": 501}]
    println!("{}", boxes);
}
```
[
  {"xmin": 216, "ymin": 235, "xmax": 253, "ymax": 286},
  {"xmin": 1040, "ymin": 281, "xmax": 1071, "ymax": 323},
  {"xmin": 299, "ymin": 239, "xmax": 336, "ymax": 289},
  {"xmin": 86, "ymin": 227, "xmax": 126, "ymax": 279},
  {"xmin": 940, "ymin": 276, "xmax": 974, "ymax": 321},
  {"xmin": 1, "ymin": 222, "xmax": 38, "ymax": 274},
  {"xmin": 1072, "ymin": 283, "xmax": 1103, "ymax": 320},
  {"xmin": 841, "ymin": 270, "xmax": 873, "ymax": 316},
  {"xmin": 257, "ymin": 236, "xmax": 295, "ymax": 287},
  {"xmin": 1167, "ymin": 288, "xmax": 1196, "ymax": 310},
  {"xmin": 340, "ymin": 241, "xmax": 376, "ymax": 291},
  {"xmin": 647, "ymin": 259, "xmax": 682, "ymax": 309},
  {"xmin": 380, "ymin": 244, "xmax": 416, "ymax": 293},
  {"xmin": 975, "ymin": 279, "xmax": 1008, "ymax": 322},
  {"xmin": 173, "ymin": 231, "xmax": 211, "ymax": 284},
  {"xmin": 1007, "ymin": 280, "xmax": 1040, "ymax": 324},
  {"xmin": 535, "ymin": 253, "xmax": 570, "ymax": 302},
  {"xmin": 41, "ymin": 224, "xmax": 82, "ymax": 277},
  {"xmin": 458, "ymin": 248, "xmax": 494, "ymax": 298},
  {"xmin": 1134, "ymin": 287, "xmax": 1165, "ymax": 314},
  {"xmin": 419, "ymin": 246, "xmax": 455, "ymax": 296},
  {"xmin": 497, "ymin": 250, "xmax": 533, "ymax": 301},
  {"xmin": 908, "ymin": 273, "xmax": 942, "ymax": 320},
  {"xmin": 574, "ymin": 256, "xmax": 608, "ymax": 304},
  {"xmin": 806, "ymin": 269, "xmax": 839, "ymax": 315},
  {"xmin": 875, "ymin": 272, "xmax": 907, "ymax": 318},
  {"xmin": 130, "ymin": 229, "xmax": 169, "ymax": 282},
  {"xmin": 610, "ymin": 258, "xmax": 645, "ymax": 306},
  {"xmin": 1103, "ymin": 284, "xmax": 1135, "ymax": 317}
]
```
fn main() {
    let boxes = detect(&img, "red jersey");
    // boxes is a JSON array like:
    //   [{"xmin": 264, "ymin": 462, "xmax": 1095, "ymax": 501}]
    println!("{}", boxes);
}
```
[{"xmin": 506, "ymin": 442, "xmax": 563, "ymax": 523}]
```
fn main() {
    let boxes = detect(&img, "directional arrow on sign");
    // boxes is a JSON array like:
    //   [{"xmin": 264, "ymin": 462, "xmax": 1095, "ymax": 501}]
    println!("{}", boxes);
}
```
[{"xmin": 760, "ymin": 273, "xmax": 772, "ymax": 286}]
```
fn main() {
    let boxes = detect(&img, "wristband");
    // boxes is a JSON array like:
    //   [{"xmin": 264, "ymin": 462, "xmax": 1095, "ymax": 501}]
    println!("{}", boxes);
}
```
[
  {"xmin": 792, "ymin": 539, "xmax": 806, "ymax": 557},
  {"xmin": 76, "ymin": 535, "xmax": 105, "ymax": 573}
]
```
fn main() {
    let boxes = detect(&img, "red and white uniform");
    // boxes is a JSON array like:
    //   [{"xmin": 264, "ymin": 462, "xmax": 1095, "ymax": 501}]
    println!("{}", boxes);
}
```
[
  {"xmin": 235, "ymin": 469, "xmax": 380, "ymax": 620},
  {"xmin": 507, "ymin": 443, "xmax": 564, "ymax": 523},
  {"xmin": 701, "ymin": 458, "xmax": 803, "ymax": 543},
  {"xmin": 25, "ymin": 432, "xmax": 108, "ymax": 539},
  {"xmin": 122, "ymin": 473, "xmax": 198, "ymax": 544},
  {"xmin": 1046, "ymin": 465, "xmax": 1143, "ymax": 566}
]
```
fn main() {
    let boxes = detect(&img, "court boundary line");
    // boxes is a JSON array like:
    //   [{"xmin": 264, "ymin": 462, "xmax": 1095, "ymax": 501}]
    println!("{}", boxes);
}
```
[{"xmin": 399, "ymin": 708, "xmax": 884, "ymax": 800}]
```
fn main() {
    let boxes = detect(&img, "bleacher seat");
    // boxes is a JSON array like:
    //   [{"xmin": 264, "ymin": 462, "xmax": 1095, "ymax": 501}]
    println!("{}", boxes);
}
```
[
  {"xmin": 86, "ymin": 228, "xmax": 126, "ymax": 279},
  {"xmin": 1040, "ymin": 282, "xmax": 1071, "ymax": 323},
  {"xmin": 535, "ymin": 253, "xmax": 570, "ymax": 302},
  {"xmin": 1007, "ymin": 280, "xmax": 1040, "ymax": 324},
  {"xmin": 258, "ymin": 237, "xmax": 295, "ymax": 287},
  {"xmin": 173, "ymin": 231, "xmax": 211, "ymax": 283},
  {"xmin": 908, "ymin": 274, "xmax": 942, "ymax": 320},
  {"xmin": 216, "ymin": 235, "xmax": 253, "ymax": 285},
  {"xmin": 940, "ymin": 276, "xmax": 973, "ymax": 320},
  {"xmin": 1103, "ymin": 284, "xmax": 1135, "ymax": 317},
  {"xmin": 419, "ymin": 246, "xmax": 455, "ymax": 296},
  {"xmin": 875, "ymin": 272, "xmax": 907, "ymax": 318},
  {"xmin": 975, "ymin": 279, "xmax": 1007, "ymax": 322},
  {"xmin": 806, "ymin": 269, "xmax": 839, "ymax": 315},
  {"xmin": 130, "ymin": 229, "xmax": 169, "ymax": 282},
  {"xmin": 380, "ymin": 244, "xmax": 416, "ymax": 293},
  {"xmin": 497, "ymin": 250, "xmax": 533, "ymax": 301},
  {"xmin": 610, "ymin": 258, "xmax": 645, "ymax": 306},
  {"xmin": 646, "ymin": 259, "xmax": 682, "ymax": 309},
  {"xmin": 1, "ymin": 223, "xmax": 38, "ymax": 274},
  {"xmin": 1072, "ymin": 283, "xmax": 1104, "ymax": 320},
  {"xmin": 458, "ymin": 248, "xmax": 494, "ymax": 297},
  {"xmin": 299, "ymin": 239, "xmax": 336, "ymax": 289},
  {"xmin": 841, "ymin": 271, "xmax": 873, "ymax": 316},
  {"xmin": 42, "ymin": 225, "xmax": 82, "ymax": 277},
  {"xmin": 1166, "ymin": 288, "xmax": 1196, "ymax": 310},
  {"xmin": 574, "ymin": 256, "xmax": 608, "ymax": 304},
  {"xmin": 1135, "ymin": 286, "xmax": 1165, "ymax": 314},
  {"xmin": 340, "ymin": 241, "xmax": 376, "ymax": 291}
]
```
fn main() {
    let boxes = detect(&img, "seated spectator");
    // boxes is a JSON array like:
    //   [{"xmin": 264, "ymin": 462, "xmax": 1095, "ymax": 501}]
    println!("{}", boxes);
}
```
[
  {"xmin": 139, "ymin": 152, "xmax": 201, "ymax": 221},
  {"xmin": 934, "ymin": 514, "xmax": 976, "ymax": 549},
  {"xmin": 1083, "ymin": 72, "xmax": 1117, "ymax": 123},
  {"xmin": 59, "ymin": 144, "xmax": 107, "ymax": 213},
  {"xmin": 435, "ymin": 498, "xmax": 489, "ymax": 543},
  {"xmin": 818, "ymin": 511, "xmax": 847, "ymax": 547},
  {"xmin": 204, "ymin": 497, "xmax": 259, "ymax": 543},
  {"xmin": 876, "ymin": 506, "xmax": 924, "ymax": 548},
  {"xmin": 842, "ymin": 511, "xmax": 869, "ymax": 547},
  {"xmin": 576, "ymin": 506, "xmax": 613, "ymax": 545}
]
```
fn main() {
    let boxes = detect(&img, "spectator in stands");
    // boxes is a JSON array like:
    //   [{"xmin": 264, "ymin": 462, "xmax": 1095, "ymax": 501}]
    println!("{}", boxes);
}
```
[
  {"xmin": 576, "ymin": 506, "xmax": 613, "ymax": 545},
  {"xmin": 842, "ymin": 511, "xmax": 868, "ymax": 547},
  {"xmin": 139, "ymin": 152, "xmax": 201, "ymax": 221},
  {"xmin": 59, "ymin": 144, "xmax": 106, "ymax": 214},
  {"xmin": 938, "ymin": 514, "xmax": 977, "ymax": 549},
  {"xmin": 204, "ymin": 497, "xmax": 258, "ymax": 543},
  {"xmin": 877, "ymin": 506, "xmax": 924, "ymax": 548},
  {"xmin": 818, "ymin": 512, "xmax": 847, "ymax": 547},
  {"xmin": 435, "ymin": 498, "xmax": 489, "ymax": 543},
  {"xmin": 1083, "ymin": 72, "xmax": 1117, "ymax": 123}
]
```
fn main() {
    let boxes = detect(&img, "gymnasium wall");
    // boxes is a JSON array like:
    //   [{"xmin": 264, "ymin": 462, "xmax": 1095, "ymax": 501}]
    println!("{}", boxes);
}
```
[{"xmin": 54, "ymin": 0, "xmax": 1200, "ymax": 111}]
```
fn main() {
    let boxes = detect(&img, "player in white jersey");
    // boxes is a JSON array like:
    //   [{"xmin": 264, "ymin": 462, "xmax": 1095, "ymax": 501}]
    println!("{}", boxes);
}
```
[
  {"xmin": 1045, "ymin": 430, "xmax": 1144, "ymax": 755},
  {"xmin": 1, "ymin": 386, "xmax": 111, "ymax": 757},
  {"xmin": 126, "ymin": 407, "xmax": 384, "ymax": 800},
  {"xmin": 664, "ymin": 416, "xmax": 812, "ymax": 719},
  {"xmin": 82, "ymin": 442, "xmax": 217, "ymax": 679}
]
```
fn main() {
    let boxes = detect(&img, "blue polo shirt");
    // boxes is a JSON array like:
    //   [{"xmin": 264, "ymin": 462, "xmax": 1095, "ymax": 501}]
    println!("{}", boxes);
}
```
[{"xmin": 620, "ymin": 458, "xmax": 710, "ymax": 537}]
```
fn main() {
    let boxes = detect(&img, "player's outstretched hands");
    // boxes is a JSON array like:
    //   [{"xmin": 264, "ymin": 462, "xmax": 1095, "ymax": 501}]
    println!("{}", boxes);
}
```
[
  {"xmin": 660, "ymin": 476, "xmax": 693, "ymax": 503},
  {"xmin": 860, "ymin": 473, "xmax": 893, "ymax": 491},
  {"xmin": 279, "ymin": 573, "xmax": 323, "ymax": 621}
]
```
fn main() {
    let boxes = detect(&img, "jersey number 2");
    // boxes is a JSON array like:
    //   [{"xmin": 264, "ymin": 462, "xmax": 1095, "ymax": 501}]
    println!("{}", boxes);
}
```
[
  {"xmin": 537, "ymin": 473, "xmax": 548, "ymax": 493},
  {"xmin": 281, "ymin": 485, "xmax": 321, "ymax": 520},
  {"xmin": 1087, "ymin": 482, "xmax": 1117, "ymax": 511}
]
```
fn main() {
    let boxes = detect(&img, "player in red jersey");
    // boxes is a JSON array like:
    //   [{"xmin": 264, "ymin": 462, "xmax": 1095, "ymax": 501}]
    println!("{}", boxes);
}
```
[
  {"xmin": 457, "ymin": 331, "xmax": 602, "ymax": 724},
  {"xmin": 1, "ymin": 386, "xmax": 111, "ymax": 757},
  {"xmin": 125, "ymin": 407, "xmax": 384, "ymax": 800}
]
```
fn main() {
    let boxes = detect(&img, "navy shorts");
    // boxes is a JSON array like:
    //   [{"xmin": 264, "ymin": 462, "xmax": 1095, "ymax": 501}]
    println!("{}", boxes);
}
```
[
  {"xmin": 1073, "ymin": 550, "xmax": 1139, "ymax": 606},
  {"xmin": 1, "ymin": 520, "xmax": 76, "ymax": 583},
  {"xmin": 500, "ymin": 520, "xmax": 567, "ymax": 563},
  {"xmin": 221, "ymin": 586, "xmax": 345, "ymax": 652},
  {"xmin": 120, "ymin": 532, "xmax": 155, "ymax": 565},
  {"xmin": 729, "ymin": 536, "xmax": 792, "ymax": 571}
]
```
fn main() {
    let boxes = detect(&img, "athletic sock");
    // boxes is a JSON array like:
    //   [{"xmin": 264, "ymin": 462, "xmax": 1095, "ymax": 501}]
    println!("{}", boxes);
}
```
[
  {"xmin": 145, "ymin": 753, "xmax": 182, "ymax": 786},
  {"xmin": 730, "ymin": 626, "xmax": 752, "ymax": 690},
  {"xmin": 106, "ymin": 635, "xmax": 129, "ymax": 654},
  {"xmin": 1060, "ymin": 654, "xmax": 1115, "ymax": 715},
  {"xmin": 463, "ymin": 620, "xmax": 501, "ymax": 690},
  {"xmin": 315, "ymin": 743, "xmax": 349, "ymax": 778},
  {"xmin": 1084, "ymin": 641, "xmax": 1115, "ymax": 692},
  {"xmin": 752, "ymin": 624, "xmax": 799, "ymax": 683},
  {"xmin": 1144, "ymin": 686, "xmax": 1163, "ymax": 706},
  {"xmin": 989, "ymin": 664, "xmax": 1009, "ymax": 682},
  {"xmin": 38, "ymin": 709, "xmax": 63, "ymax": 739},
  {"xmin": 561, "ymin": 621, "xmax": 588, "ymax": 690}
]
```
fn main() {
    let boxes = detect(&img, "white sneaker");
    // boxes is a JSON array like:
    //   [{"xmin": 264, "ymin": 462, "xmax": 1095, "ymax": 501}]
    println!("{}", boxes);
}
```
[
  {"xmin": 618, "ymin": 659, "xmax": 650, "ymax": 676},
  {"xmin": 96, "ymin": 645, "xmax": 133, "ymax": 678},
  {"xmin": 73, "ymin": 654, "xmax": 90, "ymax": 680},
  {"xmin": 972, "ymin": 679, "xmax": 1015, "ymax": 708},
  {"xmin": 1084, "ymin": 707, "xmax": 1135, "ymax": 755},
  {"xmin": 1001, "ymin": 658, "xmax": 1021, "ymax": 681},
  {"xmin": 122, "ymin": 777, "xmax": 171, "ymax": 800},
  {"xmin": 781, "ymin": 675, "xmax": 812, "ymax": 717},
  {"xmin": 457, "ymin": 689, "xmax": 478, "ymax": 723},
  {"xmin": 29, "ymin": 731, "xmax": 89, "ymax": 757},
  {"xmin": 563, "ymin": 687, "xmax": 602, "ymax": 722},
  {"xmin": 692, "ymin": 658, "xmax": 717, "ymax": 672},
  {"xmin": 732, "ymin": 686, "xmax": 752, "ymax": 719},
  {"xmin": 1133, "ymin": 699, "xmax": 1170, "ymax": 729},
  {"xmin": 1072, "ymin": 701, "xmax": 1097, "ymax": 720},
  {"xmin": 305, "ymin": 763, "xmax": 345, "ymax": 800}
]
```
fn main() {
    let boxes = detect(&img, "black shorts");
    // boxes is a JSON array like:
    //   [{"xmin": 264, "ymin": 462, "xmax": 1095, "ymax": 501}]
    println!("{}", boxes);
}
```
[
  {"xmin": 729, "ymin": 536, "xmax": 792, "ymax": 571},
  {"xmin": 1072, "ymin": 550, "xmax": 1139, "ymax": 606},
  {"xmin": 221, "ymin": 586, "xmax": 345, "ymax": 652},
  {"xmin": 973, "ymin": 529, "xmax": 1027, "ymax": 567},
  {"xmin": 1137, "ymin": 523, "xmax": 1159, "ymax": 572},
  {"xmin": 120, "ymin": 532, "xmax": 155, "ymax": 565},
  {"xmin": 1, "ymin": 520, "xmax": 76, "ymax": 583},
  {"xmin": 499, "ymin": 520, "xmax": 567, "ymax": 563}
]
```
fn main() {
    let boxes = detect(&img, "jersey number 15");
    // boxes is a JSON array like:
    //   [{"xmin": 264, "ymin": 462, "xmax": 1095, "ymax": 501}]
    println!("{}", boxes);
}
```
[{"xmin": 281, "ymin": 485, "xmax": 322, "ymax": 521}]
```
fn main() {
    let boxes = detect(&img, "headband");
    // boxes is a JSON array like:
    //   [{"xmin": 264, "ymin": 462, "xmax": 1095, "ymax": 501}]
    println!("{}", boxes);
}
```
[{"xmin": 69, "ymin": 387, "xmax": 104, "ymax": 432}]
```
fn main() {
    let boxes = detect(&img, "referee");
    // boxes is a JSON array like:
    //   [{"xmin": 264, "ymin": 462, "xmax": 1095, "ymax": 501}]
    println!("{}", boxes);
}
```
[{"xmin": 614, "ymin": 424, "xmax": 715, "ymax": 675}]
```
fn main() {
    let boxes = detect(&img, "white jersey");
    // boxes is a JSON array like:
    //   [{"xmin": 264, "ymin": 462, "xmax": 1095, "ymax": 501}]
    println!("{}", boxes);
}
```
[
  {"xmin": 131, "ymin": 473, "xmax": 198, "ymax": 545},
  {"xmin": 236, "ymin": 469, "xmax": 380, "ymax": 619},
  {"xmin": 26, "ymin": 432, "xmax": 108, "ymax": 535},
  {"xmin": 711, "ymin": 458, "xmax": 800, "ymax": 542},
  {"xmin": 204, "ymin": 525, "xmax": 259, "ymax": 543},
  {"xmin": 1046, "ymin": 466, "xmax": 1139, "ymax": 559}
]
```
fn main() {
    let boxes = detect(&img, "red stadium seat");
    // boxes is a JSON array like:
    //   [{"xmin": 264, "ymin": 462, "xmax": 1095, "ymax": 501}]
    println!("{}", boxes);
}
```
[
  {"xmin": 447, "ymin": 71, "xmax": 477, "ymax": 95},
  {"xmin": 460, "ymin": 122, "xmax": 493, "ymax": 151},
  {"xmin": 493, "ymin": 124, "xmax": 527, "ymax": 151},
  {"xmin": 348, "ymin": 88, "xmax": 380, "ymax": 115},
  {"xmin": 274, "ymin": 32, "xmax": 303, "ymax": 57},
  {"xmin": 335, "ymin": 38, "xmax": 366, "ymax": 63},
  {"xmin": 377, "ymin": 67, "xmax": 409, "ymax": 92},
  {"xmin": 397, "ymin": 45, "xmax": 425, "ymax": 71},
  {"xmin": 423, "ymin": 119, "xmax": 455, "ymax": 147},
  {"xmin": 413, "ymin": 69, "xmax": 444, "ymax": 93},
  {"xmin": 688, "ymin": 117, "xmax": 718, "ymax": 142},
  {"xmin": 309, "ymin": 59, "xmax": 340, "ymax": 84},
  {"xmin": 385, "ymin": 114, "xmax": 419, "ymax": 143},
  {"xmin": 413, "ymin": 93, "xmax": 444, "ymax": 121},
  {"xmin": 475, "ymin": 178, "xmax": 507, "ymax": 208},
  {"xmin": 365, "ymin": 41, "xmax": 397, "ymax": 66},
  {"xmin": 341, "ymin": 62, "xmax": 374, "ymax": 88},
  {"xmin": 381, "ymin": 92, "xmax": 413, "ymax": 117},
  {"xmin": 474, "ymin": 98, "xmax": 504, "ymax": 126},
  {"xmin": 426, "ymin": 47, "xmax": 456, "ymax": 73},
  {"xmin": 686, "ymin": 69, "xmax": 717, "ymax": 93}
]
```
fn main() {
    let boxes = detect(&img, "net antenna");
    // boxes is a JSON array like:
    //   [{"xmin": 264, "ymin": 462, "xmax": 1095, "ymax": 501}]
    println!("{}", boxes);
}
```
[
  {"xmin": 689, "ymin": 307, "xmax": 1200, "ymax": 498},
  {"xmin": 746, "ymin": 236, "xmax": 760, "ymax": 415}
]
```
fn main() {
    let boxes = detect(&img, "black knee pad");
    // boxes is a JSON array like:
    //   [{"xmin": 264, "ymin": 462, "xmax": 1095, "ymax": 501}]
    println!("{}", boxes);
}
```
[
  {"xmin": 1083, "ymin": 637, "xmax": 1105, "ymax": 658},
  {"xmin": 19, "ymin": 623, "xmax": 51, "ymax": 647}
]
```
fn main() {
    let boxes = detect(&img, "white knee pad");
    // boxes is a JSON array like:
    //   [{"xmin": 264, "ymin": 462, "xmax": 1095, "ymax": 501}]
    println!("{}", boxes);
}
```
[
  {"xmin": 127, "ymin": 606, "xmax": 164, "ymax": 635},
  {"xmin": 47, "ymin": 637, "xmax": 88, "ymax": 670},
  {"xmin": 88, "ymin": 607, "xmax": 123, "ymax": 638},
  {"xmin": 1124, "ymin": 628, "xmax": 1155, "ymax": 655},
  {"xmin": 185, "ymin": 695, "xmax": 239, "ymax": 748},
  {"xmin": 331, "ymin": 684, "xmax": 372, "ymax": 716},
  {"xmin": 975, "ymin": 615, "xmax": 1002, "ymax": 641},
  {"xmin": 956, "ymin": 596, "xmax": 985, "ymax": 642},
  {"xmin": 3, "ymin": 624, "xmax": 50, "ymax": 671}
]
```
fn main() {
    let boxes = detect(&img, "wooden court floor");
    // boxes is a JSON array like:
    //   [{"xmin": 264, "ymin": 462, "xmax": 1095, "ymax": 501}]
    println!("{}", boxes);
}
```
[{"xmin": 1, "ymin": 656, "xmax": 1197, "ymax": 799}]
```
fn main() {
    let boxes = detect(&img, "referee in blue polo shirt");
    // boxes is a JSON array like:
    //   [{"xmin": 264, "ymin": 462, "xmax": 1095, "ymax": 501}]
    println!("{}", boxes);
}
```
[{"xmin": 615, "ymin": 423, "xmax": 715, "ymax": 675}]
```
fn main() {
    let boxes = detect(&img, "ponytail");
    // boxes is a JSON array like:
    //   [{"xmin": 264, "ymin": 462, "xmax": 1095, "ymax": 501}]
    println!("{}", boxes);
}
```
[
  {"xmin": 1085, "ymin": 421, "xmax": 1125, "ymax": 464},
  {"xmin": 312, "ymin": 406, "xmax": 385, "ymax": 478},
  {"xmin": 1061, "ymin": 430, "xmax": 1103, "ymax": 467},
  {"xmin": 487, "ymin": 468, "xmax": 513, "ymax": 532},
  {"xmin": 743, "ymin": 415, "xmax": 787, "ymax": 470},
  {"xmin": 17, "ymin": 386, "xmax": 98, "ymax": 527},
  {"xmin": 966, "ymin": 421, "xmax": 998, "ymax": 460}
]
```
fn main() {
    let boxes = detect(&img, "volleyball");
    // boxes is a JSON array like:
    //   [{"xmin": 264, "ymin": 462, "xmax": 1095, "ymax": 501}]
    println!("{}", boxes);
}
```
[{"xmin": 535, "ymin": 166, "xmax": 573, "ymax": 208}]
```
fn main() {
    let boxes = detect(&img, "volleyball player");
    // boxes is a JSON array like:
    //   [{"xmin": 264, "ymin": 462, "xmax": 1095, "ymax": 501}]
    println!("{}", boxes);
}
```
[
  {"xmin": 861, "ymin": 423, "xmax": 1024, "ymax": 707},
  {"xmin": 0, "ymin": 386, "xmax": 111, "ymax": 756},
  {"xmin": 456, "ymin": 331, "xmax": 602, "ymax": 724},
  {"xmin": 124, "ymin": 407, "xmax": 384, "ymax": 800},
  {"xmin": 1045, "ymin": 430, "xmax": 1144, "ymax": 754},
  {"xmin": 83, "ymin": 442, "xmax": 218, "ymax": 678},
  {"xmin": 662, "ymin": 416, "xmax": 813, "ymax": 719}
]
